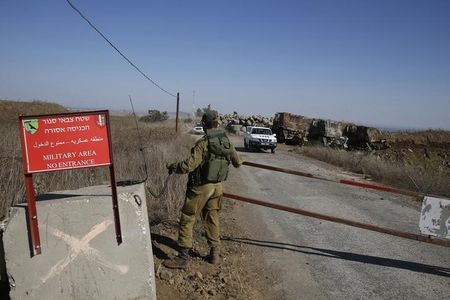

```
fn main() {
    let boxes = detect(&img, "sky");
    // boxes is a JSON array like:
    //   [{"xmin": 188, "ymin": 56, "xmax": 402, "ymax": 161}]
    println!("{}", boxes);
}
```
[{"xmin": 1, "ymin": 0, "xmax": 449, "ymax": 129}]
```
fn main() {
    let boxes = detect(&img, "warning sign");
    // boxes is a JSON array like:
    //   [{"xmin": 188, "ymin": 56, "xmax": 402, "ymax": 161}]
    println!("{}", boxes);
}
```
[{"xmin": 19, "ymin": 111, "xmax": 112, "ymax": 173}]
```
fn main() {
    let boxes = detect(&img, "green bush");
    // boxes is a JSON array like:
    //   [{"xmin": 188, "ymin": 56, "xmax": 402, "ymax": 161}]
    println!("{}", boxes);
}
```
[
  {"xmin": 196, "ymin": 104, "xmax": 218, "ymax": 117},
  {"xmin": 140, "ymin": 110, "xmax": 169, "ymax": 122}
]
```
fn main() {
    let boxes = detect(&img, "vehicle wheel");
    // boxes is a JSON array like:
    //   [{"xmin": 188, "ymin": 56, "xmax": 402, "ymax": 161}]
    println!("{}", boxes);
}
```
[{"xmin": 271, "ymin": 148, "xmax": 275, "ymax": 154}]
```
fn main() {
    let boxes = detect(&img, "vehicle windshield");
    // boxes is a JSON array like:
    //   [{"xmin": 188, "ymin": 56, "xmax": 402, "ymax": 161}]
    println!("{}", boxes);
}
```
[{"xmin": 251, "ymin": 128, "xmax": 272, "ymax": 135}]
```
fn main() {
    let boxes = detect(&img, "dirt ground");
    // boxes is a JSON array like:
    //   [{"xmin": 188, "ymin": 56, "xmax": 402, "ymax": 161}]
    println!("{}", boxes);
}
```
[{"xmin": 150, "ymin": 198, "xmax": 275, "ymax": 300}]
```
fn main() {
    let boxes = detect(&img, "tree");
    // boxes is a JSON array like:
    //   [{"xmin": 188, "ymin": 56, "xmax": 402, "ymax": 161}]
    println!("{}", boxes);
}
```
[
  {"xmin": 196, "ymin": 104, "xmax": 218, "ymax": 117},
  {"xmin": 140, "ymin": 109, "xmax": 169, "ymax": 122}
]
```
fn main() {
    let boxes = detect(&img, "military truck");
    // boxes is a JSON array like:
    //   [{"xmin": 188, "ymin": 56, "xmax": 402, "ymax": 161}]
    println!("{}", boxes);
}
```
[
  {"xmin": 308, "ymin": 119, "xmax": 349, "ymax": 148},
  {"xmin": 272, "ymin": 112, "xmax": 387, "ymax": 150},
  {"xmin": 272, "ymin": 112, "xmax": 311, "ymax": 145},
  {"xmin": 343, "ymin": 125, "xmax": 387, "ymax": 150}
]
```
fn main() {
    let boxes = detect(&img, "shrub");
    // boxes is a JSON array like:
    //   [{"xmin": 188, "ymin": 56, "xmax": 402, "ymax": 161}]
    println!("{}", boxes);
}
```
[
  {"xmin": 195, "ymin": 104, "xmax": 218, "ymax": 117},
  {"xmin": 184, "ymin": 117, "xmax": 194, "ymax": 123},
  {"xmin": 140, "ymin": 109, "xmax": 169, "ymax": 122}
]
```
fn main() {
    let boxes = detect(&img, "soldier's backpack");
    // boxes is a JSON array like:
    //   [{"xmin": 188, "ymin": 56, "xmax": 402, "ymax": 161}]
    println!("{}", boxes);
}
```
[{"xmin": 200, "ymin": 130, "xmax": 233, "ymax": 183}]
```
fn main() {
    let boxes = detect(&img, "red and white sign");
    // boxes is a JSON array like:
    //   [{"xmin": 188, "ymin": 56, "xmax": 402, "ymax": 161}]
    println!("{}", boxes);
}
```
[{"xmin": 20, "ymin": 111, "xmax": 112, "ymax": 173}]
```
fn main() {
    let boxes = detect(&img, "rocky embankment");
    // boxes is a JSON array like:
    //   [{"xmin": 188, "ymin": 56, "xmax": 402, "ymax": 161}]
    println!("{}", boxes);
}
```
[{"xmin": 219, "ymin": 112, "xmax": 273, "ymax": 133}]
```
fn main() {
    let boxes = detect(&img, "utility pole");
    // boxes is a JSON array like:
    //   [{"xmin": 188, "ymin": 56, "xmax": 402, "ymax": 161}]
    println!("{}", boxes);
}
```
[
  {"xmin": 192, "ymin": 90, "xmax": 195, "ymax": 119},
  {"xmin": 175, "ymin": 92, "xmax": 180, "ymax": 133}
]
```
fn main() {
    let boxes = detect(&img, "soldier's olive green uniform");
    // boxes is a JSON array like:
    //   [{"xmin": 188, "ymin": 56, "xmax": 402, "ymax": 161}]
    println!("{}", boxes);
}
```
[{"xmin": 173, "ymin": 128, "xmax": 242, "ymax": 249}]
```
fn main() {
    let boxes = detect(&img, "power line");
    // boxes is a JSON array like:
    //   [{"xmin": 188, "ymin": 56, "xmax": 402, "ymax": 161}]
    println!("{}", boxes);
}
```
[{"xmin": 65, "ymin": 0, "xmax": 177, "ymax": 98}]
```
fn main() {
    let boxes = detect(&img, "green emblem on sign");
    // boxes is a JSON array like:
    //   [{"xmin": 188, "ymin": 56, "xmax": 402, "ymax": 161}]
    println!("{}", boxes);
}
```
[{"xmin": 23, "ymin": 119, "xmax": 39, "ymax": 134}]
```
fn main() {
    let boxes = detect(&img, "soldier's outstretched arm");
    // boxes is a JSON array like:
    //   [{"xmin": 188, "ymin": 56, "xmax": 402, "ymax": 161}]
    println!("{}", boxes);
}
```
[
  {"xmin": 175, "ymin": 139, "xmax": 208, "ymax": 173},
  {"xmin": 230, "ymin": 146, "xmax": 243, "ymax": 168}
]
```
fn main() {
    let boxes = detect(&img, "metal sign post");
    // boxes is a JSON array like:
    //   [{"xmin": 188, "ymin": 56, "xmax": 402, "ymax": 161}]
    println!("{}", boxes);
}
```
[
  {"xmin": 176, "ymin": 92, "xmax": 180, "ymax": 133},
  {"xmin": 19, "ymin": 110, "xmax": 122, "ymax": 256},
  {"xmin": 105, "ymin": 112, "xmax": 122, "ymax": 244},
  {"xmin": 23, "ymin": 173, "xmax": 41, "ymax": 255}
]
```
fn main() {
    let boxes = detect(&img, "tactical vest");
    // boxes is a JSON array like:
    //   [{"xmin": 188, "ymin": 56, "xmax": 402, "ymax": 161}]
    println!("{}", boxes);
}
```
[{"xmin": 191, "ymin": 130, "xmax": 233, "ymax": 186}]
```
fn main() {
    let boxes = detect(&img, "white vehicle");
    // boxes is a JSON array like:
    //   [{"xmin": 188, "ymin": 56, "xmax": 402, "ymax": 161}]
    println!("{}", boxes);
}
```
[
  {"xmin": 244, "ymin": 126, "xmax": 277, "ymax": 153},
  {"xmin": 190, "ymin": 125, "xmax": 205, "ymax": 135}
]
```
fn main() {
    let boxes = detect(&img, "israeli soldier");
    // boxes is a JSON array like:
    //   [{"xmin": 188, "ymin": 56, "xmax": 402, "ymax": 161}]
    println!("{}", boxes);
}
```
[{"xmin": 164, "ymin": 111, "xmax": 242, "ymax": 269}]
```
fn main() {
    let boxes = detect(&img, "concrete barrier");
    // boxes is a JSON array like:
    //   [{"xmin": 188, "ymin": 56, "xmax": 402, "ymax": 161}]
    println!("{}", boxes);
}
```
[{"xmin": 2, "ymin": 184, "xmax": 156, "ymax": 300}]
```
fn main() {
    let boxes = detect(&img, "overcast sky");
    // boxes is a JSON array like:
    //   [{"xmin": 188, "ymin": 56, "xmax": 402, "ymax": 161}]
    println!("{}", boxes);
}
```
[{"xmin": 1, "ymin": 0, "xmax": 449, "ymax": 129}]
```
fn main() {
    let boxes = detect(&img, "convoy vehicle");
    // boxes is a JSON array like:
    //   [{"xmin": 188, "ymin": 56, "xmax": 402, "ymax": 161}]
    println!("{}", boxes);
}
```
[
  {"xmin": 190, "ymin": 125, "xmax": 204, "ymax": 135},
  {"xmin": 272, "ymin": 112, "xmax": 311, "ymax": 145},
  {"xmin": 244, "ymin": 126, "xmax": 277, "ymax": 153},
  {"xmin": 308, "ymin": 119, "xmax": 349, "ymax": 148},
  {"xmin": 272, "ymin": 112, "xmax": 386, "ymax": 149},
  {"xmin": 344, "ymin": 125, "xmax": 387, "ymax": 150}
]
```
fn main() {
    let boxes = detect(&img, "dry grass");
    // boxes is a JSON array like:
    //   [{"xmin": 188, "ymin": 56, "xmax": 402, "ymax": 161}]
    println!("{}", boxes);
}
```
[
  {"xmin": 383, "ymin": 130, "xmax": 450, "ymax": 146},
  {"xmin": 0, "ymin": 100, "xmax": 194, "ymax": 221},
  {"xmin": 0, "ymin": 100, "xmax": 69, "ymax": 122},
  {"xmin": 298, "ymin": 146, "xmax": 450, "ymax": 198}
]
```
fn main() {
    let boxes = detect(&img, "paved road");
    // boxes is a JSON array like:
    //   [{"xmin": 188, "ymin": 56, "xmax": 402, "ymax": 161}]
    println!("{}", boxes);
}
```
[{"xmin": 225, "ymin": 136, "xmax": 450, "ymax": 300}]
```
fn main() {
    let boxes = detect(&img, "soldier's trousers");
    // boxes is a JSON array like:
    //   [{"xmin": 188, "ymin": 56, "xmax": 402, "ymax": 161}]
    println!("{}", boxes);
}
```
[{"xmin": 178, "ymin": 182, "xmax": 223, "ymax": 249}]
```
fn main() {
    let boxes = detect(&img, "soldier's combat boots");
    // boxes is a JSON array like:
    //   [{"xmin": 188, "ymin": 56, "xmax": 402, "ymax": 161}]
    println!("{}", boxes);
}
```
[
  {"xmin": 163, "ymin": 248, "xmax": 189, "ymax": 269},
  {"xmin": 208, "ymin": 247, "xmax": 220, "ymax": 264}
]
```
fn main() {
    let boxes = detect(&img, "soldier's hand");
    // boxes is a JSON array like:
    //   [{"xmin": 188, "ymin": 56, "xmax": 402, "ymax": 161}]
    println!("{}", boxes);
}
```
[{"xmin": 167, "ymin": 163, "xmax": 177, "ymax": 175}]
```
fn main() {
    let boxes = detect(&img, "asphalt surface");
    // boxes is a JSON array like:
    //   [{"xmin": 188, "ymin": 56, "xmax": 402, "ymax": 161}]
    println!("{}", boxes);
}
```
[{"xmin": 224, "ymin": 136, "xmax": 450, "ymax": 300}]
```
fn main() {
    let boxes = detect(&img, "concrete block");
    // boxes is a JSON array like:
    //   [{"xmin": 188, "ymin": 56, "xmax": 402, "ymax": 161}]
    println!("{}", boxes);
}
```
[
  {"xmin": 420, "ymin": 196, "xmax": 450, "ymax": 239},
  {"xmin": 3, "ymin": 184, "xmax": 156, "ymax": 300}
]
